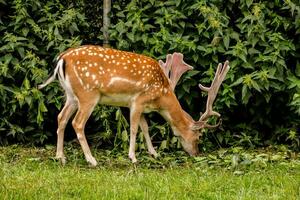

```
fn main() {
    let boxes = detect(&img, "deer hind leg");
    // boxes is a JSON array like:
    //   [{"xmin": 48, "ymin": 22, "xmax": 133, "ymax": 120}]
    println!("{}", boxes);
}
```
[
  {"xmin": 72, "ymin": 93, "xmax": 99, "ymax": 167},
  {"xmin": 139, "ymin": 115, "xmax": 158, "ymax": 158},
  {"xmin": 56, "ymin": 97, "xmax": 77, "ymax": 164}
]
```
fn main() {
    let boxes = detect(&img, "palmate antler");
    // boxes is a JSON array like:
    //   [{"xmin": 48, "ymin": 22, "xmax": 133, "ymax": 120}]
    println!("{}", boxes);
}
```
[
  {"xmin": 194, "ymin": 61, "xmax": 230, "ymax": 129},
  {"xmin": 159, "ymin": 54, "xmax": 173, "ymax": 78},
  {"xmin": 159, "ymin": 53, "xmax": 193, "ymax": 90}
]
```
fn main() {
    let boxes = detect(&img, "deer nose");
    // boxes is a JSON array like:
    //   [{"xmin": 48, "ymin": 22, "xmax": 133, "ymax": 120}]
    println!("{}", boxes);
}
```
[{"xmin": 188, "ymin": 148, "xmax": 199, "ymax": 156}]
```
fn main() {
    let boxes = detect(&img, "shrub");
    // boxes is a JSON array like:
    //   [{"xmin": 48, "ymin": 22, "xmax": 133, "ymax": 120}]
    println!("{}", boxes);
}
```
[{"xmin": 0, "ymin": 0, "xmax": 299, "ymax": 151}]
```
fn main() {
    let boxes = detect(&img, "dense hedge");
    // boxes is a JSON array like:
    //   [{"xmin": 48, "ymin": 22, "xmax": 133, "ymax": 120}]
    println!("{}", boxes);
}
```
[{"xmin": 0, "ymin": 0, "xmax": 299, "ymax": 150}]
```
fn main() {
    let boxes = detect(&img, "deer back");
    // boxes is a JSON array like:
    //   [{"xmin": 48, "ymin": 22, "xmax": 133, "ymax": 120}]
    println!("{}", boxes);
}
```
[{"xmin": 60, "ymin": 45, "xmax": 171, "ymax": 107}]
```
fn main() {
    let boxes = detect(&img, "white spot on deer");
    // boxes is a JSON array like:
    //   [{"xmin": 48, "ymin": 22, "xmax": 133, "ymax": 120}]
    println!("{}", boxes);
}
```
[
  {"xmin": 89, "ymin": 63, "xmax": 93, "ymax": 67},
  {"xmin": 82, "ymin": 51, "xmax": 86, "ymax": 55},
  {"xmin": 112, "ymin": 60, "xmax": 116, "ymax": 64},
  {"xmin": 107, "ymin": 69, "xmax": 111, "ymax": 72},
  {"xmin": 94, "ymin": 63, "xmax": 98, "ymax": 66},
  {"xmin": 73, "ymin": 65, "xmax": 84, "ymax": 87},
  {"xmin": 92, "ymin": 74, "xmax": 96, "ymax": 80},
  {"xmin": 124, "ymin": 66, "xmax": 128, "ymax": 69},
  {"xmin": 138, "ymin": 71, "xmax": 141, "ymax": 74},
  {"xmin": 107, "ymin": 77, "xmax": 136, "ymax": 87},
  {"xmin": 76, "ymin": 61, "xmax": 80, "ymax": 65},
  {"xmin": 164, "ymin": 88, "xmax": 168, "ymax": 93},
  {"xmin": 95, "ymin": 80, "xmax": 99, "ymax": 85},
  {"xmin": 99, "ymin": 54, "xmax": 103, "ymax": 57},
  {"xmin": 85, "ymin": 72, "xmax": 90, "ymax": 77},
  {"xmin": 127, "ymin": 60, "xmax": 131, "ymax": 63},
  {"xmin": 136, "ymin": 81, "xmax": 141, "ymax": 86},
  {"xmin": 105, "ymin": 55, "xmax": 110, "ymax": 59}
]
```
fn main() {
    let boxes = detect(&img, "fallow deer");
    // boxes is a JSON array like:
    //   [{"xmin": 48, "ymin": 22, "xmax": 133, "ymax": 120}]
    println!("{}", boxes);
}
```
[{"xmin": 39, "ymin": 45, "xmax": 229, "ymax": 166}]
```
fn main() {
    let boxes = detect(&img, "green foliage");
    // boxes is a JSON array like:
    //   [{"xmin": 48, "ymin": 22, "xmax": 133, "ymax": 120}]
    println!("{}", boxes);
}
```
[
  {"xmin": 0, "ymin": 0, "xmax": 299, "ymax": 151},
  {"xmin": 109, "ymin": 0, "xmax": 300, "ymax": 150},
  {"xmin": 0, "ymin": 0, "xmax": 86, "ymax": 143}
]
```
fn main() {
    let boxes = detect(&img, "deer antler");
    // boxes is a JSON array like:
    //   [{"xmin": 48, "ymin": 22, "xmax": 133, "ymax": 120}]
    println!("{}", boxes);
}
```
[
  {"xmin": 159, "ymin": 53, "xmax": 193, "ymax": 91},
  {"xmin": 170, "ymin": 53, "xmax": 193, "ymax": 90},
  {"xmin": 159, "ymin": 54, "xmax": 173, "ymax": 78},
  {"xmin": 197, "ymin": 61, "xmax": 230, "ymax": 128},
  {"xmin": 169, "ymin": 53, "xmax": 193, "ymax": 90}
]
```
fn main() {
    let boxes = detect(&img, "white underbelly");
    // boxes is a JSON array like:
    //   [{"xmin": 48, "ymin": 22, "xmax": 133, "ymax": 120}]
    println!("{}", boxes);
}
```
[{"xmin": 99, "ymin": 93, "xmax": 134, "ymax": 107}]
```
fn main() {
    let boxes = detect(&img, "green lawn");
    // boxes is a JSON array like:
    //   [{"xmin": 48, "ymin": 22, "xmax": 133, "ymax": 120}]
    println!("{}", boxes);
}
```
[{"xmin": 0, "ymin": 145, "xmax": 299, "ymax": 200}]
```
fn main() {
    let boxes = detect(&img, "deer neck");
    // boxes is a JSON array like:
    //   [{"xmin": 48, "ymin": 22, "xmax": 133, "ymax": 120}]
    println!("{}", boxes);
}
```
[{"xmin": 158, "ymin": 92, "xmax": 194, "ymax": 137}]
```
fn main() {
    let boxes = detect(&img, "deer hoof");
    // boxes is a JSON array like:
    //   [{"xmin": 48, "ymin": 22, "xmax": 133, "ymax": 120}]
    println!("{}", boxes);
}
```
[
  {"xmin": 87, "ymin": 156, "xmax": 98, "ymax": 167},
  {"xmin": 149, "ymin": 150, "xmax": 158, "ymax": 158},
  {"xmin": 55, "ymin": 155, "xmax": 66, "ymax": 165}
]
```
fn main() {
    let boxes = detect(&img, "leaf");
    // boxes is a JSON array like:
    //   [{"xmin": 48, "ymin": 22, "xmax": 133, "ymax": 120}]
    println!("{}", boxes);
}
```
[
  {"xmin": 126, "ymin": 32, "xmax": 135, "ymax": 41},
  {"xmin": 121, "ymin": 130, "xmax": 128, "ymax": 142},
  {"xmin": 231, "ymin": 77, "xmax": 244, "ymax": 87},
  {"xmin": 21, "ymin": 27, "xmax": 29, "ymax": 37},
  {"xmin": 251, "ymin": 80, "xmax": 261, "ymax": 92},
  {"xmin": 160, "ymin": 140, "xmax": 167, "ymax": 150},
  {"xmin": 246, "ymin": 0, "xmax": 253, "ymax": 7},
  {"xmin": 242, "ymin": 85, "xmax": 251, "ymax": 104},
  {"xmin": 248, "ymin": 48, "xmax": 260, "ymax": 55},
  {"xmin": 223, "ymin": 35, "xmax": 230, "ymax": 50},
  {"xmin": 54, "ymin": 27, "xmax": 62, "ymax": 40},
  {"xmin": 47, "ymin": 41, "xmax": 54, "ymax": 51},
  {"xmin": 23, "ymin": 78, "xmax": 30, "ymax": 90},
  {"xmin": 39, "ymin": 101, "xmax": 48, "ymax": 112},
  {"xmin": 17, "ymin": 47, "xmax": 25, "ymax": 58}
]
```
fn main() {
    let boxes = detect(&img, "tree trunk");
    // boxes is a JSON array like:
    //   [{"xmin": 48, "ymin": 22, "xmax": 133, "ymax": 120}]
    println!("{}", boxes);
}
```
[{"xmin": 103, "ymin": 0, "xmax": 111, "ymax": 47}]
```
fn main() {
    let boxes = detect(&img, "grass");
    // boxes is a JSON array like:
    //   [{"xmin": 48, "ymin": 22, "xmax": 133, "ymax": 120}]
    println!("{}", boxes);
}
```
[{"xmin": 0, "ymin": 145, "xmax": 299, "ymax": 200}]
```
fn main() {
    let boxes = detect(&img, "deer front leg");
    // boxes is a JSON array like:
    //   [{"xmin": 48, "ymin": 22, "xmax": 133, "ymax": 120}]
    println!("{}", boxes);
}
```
[
  {"xmin": 128, "ymin": 103, "xmax": 144, "ymax": 163},
  {"xmin": 139, "ymin": 115, "xmax": 158, "ymax": 158},
  {"xmin": 72, "ymin": 97, "xmax": 99, "ymax": 167},
  {"xmin": 56, "ymin": 99, "xmax": 77, "ymax": 164}
]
